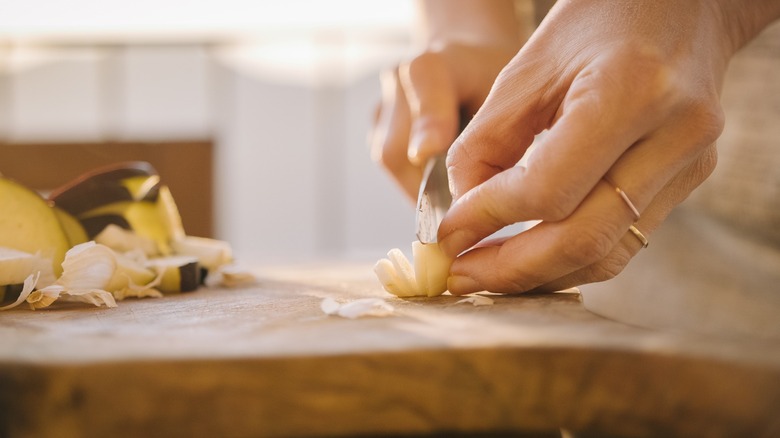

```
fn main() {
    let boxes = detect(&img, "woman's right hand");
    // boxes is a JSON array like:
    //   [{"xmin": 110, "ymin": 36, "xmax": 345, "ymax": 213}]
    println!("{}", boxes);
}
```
[{"xmin": 370, "ymin": 0, "xmax": 527, "ymax": 201}]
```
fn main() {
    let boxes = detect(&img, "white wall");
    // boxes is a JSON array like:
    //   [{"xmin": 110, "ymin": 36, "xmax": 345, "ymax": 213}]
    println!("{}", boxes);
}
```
[
  {"xmin": 213, "ymin": 64, "xmax": 322, "ymax": 261},
  {"xmin": 343, "ymin": 73, "xmax": 413, "ymax": 260},
  {"xmin": 5, "ymin": 47, "xmax": 105, "ymax": 142},
  {"xmin": 0, "ymin": 44, "xmax": 10, "ymax": 142},
  {"xmin": 1, "ymin": 44, "xmax": 214, "ymax": 143},
  {"xmin": 112, "ymin": 45, "xmax": 213, "ymax": 141},
  {"xmin": 212, "ymin": 37, "xmax": 412, "ymax": 263}
]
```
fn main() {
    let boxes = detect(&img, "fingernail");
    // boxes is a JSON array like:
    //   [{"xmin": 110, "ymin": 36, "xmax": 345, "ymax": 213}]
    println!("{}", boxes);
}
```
[
  {"xmin": 448, "ymin": 275, "xmax": 482, "ymax": 295},
  {"xmin": 407, "ymin": 137, "xmax": 421, "ymax": 164},
  {"xmin": 408, "ymin": 129, "xmax": 441, "ymax": 165}
]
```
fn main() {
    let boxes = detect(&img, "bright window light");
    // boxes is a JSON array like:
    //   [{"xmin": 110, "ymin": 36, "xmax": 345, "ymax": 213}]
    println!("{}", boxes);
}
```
[{"xmin": 0, "ymin": 0, "xmax": 414, "ymax": 41}]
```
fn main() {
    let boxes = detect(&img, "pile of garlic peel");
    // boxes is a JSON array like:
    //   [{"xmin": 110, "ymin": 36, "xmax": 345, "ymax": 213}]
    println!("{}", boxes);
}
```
[
  {"xmin": 373, "ymin": 241, "xmax": 453, "ymax": 297},
  {"xmin": 0, "ymin": 237, "xmax": 255, "ymax": 311},
  {"xmin": 1, "ymin": 161, "xmax": 256, "ymax": 310}
]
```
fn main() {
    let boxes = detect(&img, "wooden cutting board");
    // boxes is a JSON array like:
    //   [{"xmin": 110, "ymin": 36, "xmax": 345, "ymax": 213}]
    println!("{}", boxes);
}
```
[{"xmin": 1, "ymin": 263, "xmax": 779, "ymax": 438}]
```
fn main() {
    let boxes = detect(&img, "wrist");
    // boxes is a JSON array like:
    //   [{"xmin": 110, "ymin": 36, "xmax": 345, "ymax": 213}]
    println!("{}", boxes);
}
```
[
  {"xmin": 715, "ymin": 0, "xmax": 780, "ymax": 55},
  {"xmin": 415, "ymin": 0, "xmax": 526, "ymax": 51}
]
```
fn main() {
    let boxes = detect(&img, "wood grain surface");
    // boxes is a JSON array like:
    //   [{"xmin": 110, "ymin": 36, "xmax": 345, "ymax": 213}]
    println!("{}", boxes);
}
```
[{"xmin": 1, "ymin": 263, "xmax": 779, "ymax": 438}]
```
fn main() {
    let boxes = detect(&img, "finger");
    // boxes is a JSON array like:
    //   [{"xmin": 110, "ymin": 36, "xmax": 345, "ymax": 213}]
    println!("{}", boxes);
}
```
[
  {"xmin": 448, "ymin": 144, "xmax": 718, "ymax": 295},
  {"xmin": 439, "ymin": 71, "xmax": 724, "ymax": 259},
  {"xmin": 370, "ymin": 68, "xmax": 421, "ymax": 201},
  {"xmin": 444, "ymin": 63, "xmax": 550, "ymax": 201},
  {"xmin": 530, "ymin": 144, "xmax": 718, "ymax": 293},
  {"xmin": 454, "ymin": 62, "xmax": 658, "ymax": 206},
  {"xmin": 445, "ymin": 47, "xmax": 687, "ymax": 221},
  {"xmin": 447, "ymin": 178, "xmax": 637, "ymax": 294},
  {"xmin": 398, "ymin": 53, "xmax": 460, "ymax": 166}
]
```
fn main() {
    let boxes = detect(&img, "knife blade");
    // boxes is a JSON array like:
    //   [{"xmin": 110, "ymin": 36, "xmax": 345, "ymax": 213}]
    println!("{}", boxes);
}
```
[{"xmin": 416, "ymin": 154, "xmax": 452, "ymax": 243}]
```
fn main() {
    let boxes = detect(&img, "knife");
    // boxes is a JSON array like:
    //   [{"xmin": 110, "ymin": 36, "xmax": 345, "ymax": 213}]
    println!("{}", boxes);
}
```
[{"xmin": 415, "ymin": 154, "xmax": 452, "ymax": 243}]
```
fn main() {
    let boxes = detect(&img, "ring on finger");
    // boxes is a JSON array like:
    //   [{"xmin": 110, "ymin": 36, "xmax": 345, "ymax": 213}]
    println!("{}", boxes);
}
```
[
  {"xmin": 628, "ymin": 224, "xmax": 649, "ymax": 249},
  {"xmin": 604, "ymin": 176, "xmax": 641, "ymax": 220}
]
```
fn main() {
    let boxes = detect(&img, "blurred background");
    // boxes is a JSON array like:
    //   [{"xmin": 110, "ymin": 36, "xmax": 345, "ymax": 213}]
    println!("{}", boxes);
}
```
[{"xmin": 0, "ymin": 0, "xmax": 417, "ymax": 264}]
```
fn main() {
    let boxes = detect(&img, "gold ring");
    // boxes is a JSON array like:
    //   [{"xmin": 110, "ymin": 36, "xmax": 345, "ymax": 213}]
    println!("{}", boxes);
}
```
[
  {"xmin": 628, "ymin": 224, "xmax": 649, "ymax": 248},
  {"xmin": 604, "ymin": 177, "xmax": 641, "ymax": 220}
]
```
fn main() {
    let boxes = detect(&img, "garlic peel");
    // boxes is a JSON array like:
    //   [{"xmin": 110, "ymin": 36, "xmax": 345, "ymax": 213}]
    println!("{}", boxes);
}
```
[
  {"xmin": 57, "ymin": 242, "xmax": 117, "ymax": 290},
  {"xmin": 95, "ymin": 224, "xmax": 160, "ymax": 257},
  {"xmin": 30, "ymin": 285, "xmax": 117, "ymax": 309},
  {"xmin": 203, "ymin": 263, "xmax": 257, "ymax": 288},
  {"xmin": 0, "ymin": 247, "xmax": 56, "ymax": 288},
  {"xmin": 321, "ymin": 297, "xmax": 394, "ymax": 319},
  {"xmin": 0, "ymin": 273, "xmax": 40, "ymax": 310},
  {"xmin": 456, "ymin": 295, "xmax": 495, "ymax": 307},
  {"xmin": 171, "ymin": 236, "xmax": 232, "ymax": 272}
]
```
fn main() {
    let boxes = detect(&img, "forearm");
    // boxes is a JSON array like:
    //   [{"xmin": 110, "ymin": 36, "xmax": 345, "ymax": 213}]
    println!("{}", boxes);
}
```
[{"xmin": 415, "ymin": 0, "xmax": 525, "ymax": 49}]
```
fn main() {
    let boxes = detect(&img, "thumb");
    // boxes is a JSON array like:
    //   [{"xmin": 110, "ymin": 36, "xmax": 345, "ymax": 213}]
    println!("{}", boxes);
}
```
[{"xmin": 398, "ymin": 53, "xmax": 461, "ymax": 166}]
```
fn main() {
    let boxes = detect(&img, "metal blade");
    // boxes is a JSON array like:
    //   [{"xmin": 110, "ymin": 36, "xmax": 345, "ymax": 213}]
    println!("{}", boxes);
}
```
[{"xmin": 416, "ymin": 154, "xmax": 452, "ymax": 243}]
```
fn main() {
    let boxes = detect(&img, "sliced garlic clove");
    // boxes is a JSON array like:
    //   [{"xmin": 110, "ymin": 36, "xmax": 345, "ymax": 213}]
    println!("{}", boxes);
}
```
[
  {"xmin": 374, "ymin": 242, "xmax": 453, "ymax": 298},
  {"xmin": 386, "ymin": 248, "xmax": 419, "ymax": 296},
  {"xmin": 412, "ymin": 241, "xmax": 451, "ymax": 297},
  {"xmin": 373, "ymin": 258, "xmax": 411, "ymax": 297}
]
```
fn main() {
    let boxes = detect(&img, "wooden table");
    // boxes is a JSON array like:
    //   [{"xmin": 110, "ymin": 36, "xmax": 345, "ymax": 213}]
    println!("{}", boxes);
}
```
[{"xmin": 1, "ymin": 263, "xmax": 779, "ymax": 438}]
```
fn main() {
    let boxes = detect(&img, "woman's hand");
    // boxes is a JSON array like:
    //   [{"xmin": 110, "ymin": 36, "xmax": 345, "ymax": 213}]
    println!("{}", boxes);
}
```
[
  {"xmin": 370, "ymin": 0, "xmax": 527, "ymax": 201},
  {"xmin": 439, "ymin": 0, "xmax": 780, "ymax": 294}
]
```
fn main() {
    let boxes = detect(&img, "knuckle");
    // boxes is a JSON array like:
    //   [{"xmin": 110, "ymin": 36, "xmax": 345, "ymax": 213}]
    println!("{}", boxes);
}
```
[
  {"xmin": 478, "ymin": 185, "xmax": 515, "ymax": 228},
  {"xmin": 493, "ymin": 264, "xmax": 536, "ymax": 294},
  {"xmin": 584, "ymin": 247, "xmax": 633, "ymax": 283},
  {"xmin": 467, "ymin": 247, "xmax": 540, "ymax": 294},
  {"xmin": 607, "ymin": 44, "xmax": 677, "ymax": 111},
  {"xmin": 683, "ymin": 145, "xmax": 719, "ymax": 189},
  {"xmin": 685, "ymin": 100, "xmax": 726, "ymax": 147},
  {"xmin": 696, "ymin": 145, "xmax": 719, "ymax": 177},
  {"xmin": 403, "ymin": 52, "xmax": 444, "ymax": 82},
  {"xmin": 559, "ymin": 220, "xmax": 616, "ymax": 268},
  {"xmin": 376, "ymin": 145, "xmax": 408, "ymax": 173},
  {"xmin": 526, "ymin": 184, "xmax": 579, "ymax": 221}
]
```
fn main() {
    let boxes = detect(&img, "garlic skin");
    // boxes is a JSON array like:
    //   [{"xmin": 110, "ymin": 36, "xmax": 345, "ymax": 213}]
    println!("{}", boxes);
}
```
[
  {"xmin": 55, "ymin": 242, "xmax": 117, "ymax": 290},
  {"xmin": 27, "ymin": 285, "xmax": 117, "ymax": 310},
  {"xmin": 1, "ymin": 162, "xmax": 255, "ymax": 311},
  {"xmin": 321, "ymin": 297, "xmax": 394, "ymax": 319},
  {"xmin": 171, "ymin": 236, "xmax": 232, "ymax": 271},
  {"xmin": 456, "ymin": 295, "xmax": 495, "ymax": 306},
  {"xmin": 0, "ymin": 272, "xmax": 40, "ymax": 310},
  {"xmin": 25, "ymin": 241, "xmax": 164, "ymax": 310},
  {"xmin": 0, "ymin": 247, "xmax": 56, "ymax": 288},
  {"xmin": 95, "ymin": 224, "xmax": 160, "ymax": 258}
]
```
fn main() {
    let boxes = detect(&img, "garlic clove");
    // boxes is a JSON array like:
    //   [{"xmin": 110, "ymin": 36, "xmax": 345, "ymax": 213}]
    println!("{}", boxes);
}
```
[
  {"xmin": 375, "ymin": 242, "xmax": 453, "ymax": 298},
  {"xmin": 386, "ymin": 248, "xmax": 419, "ymax": 295}
]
